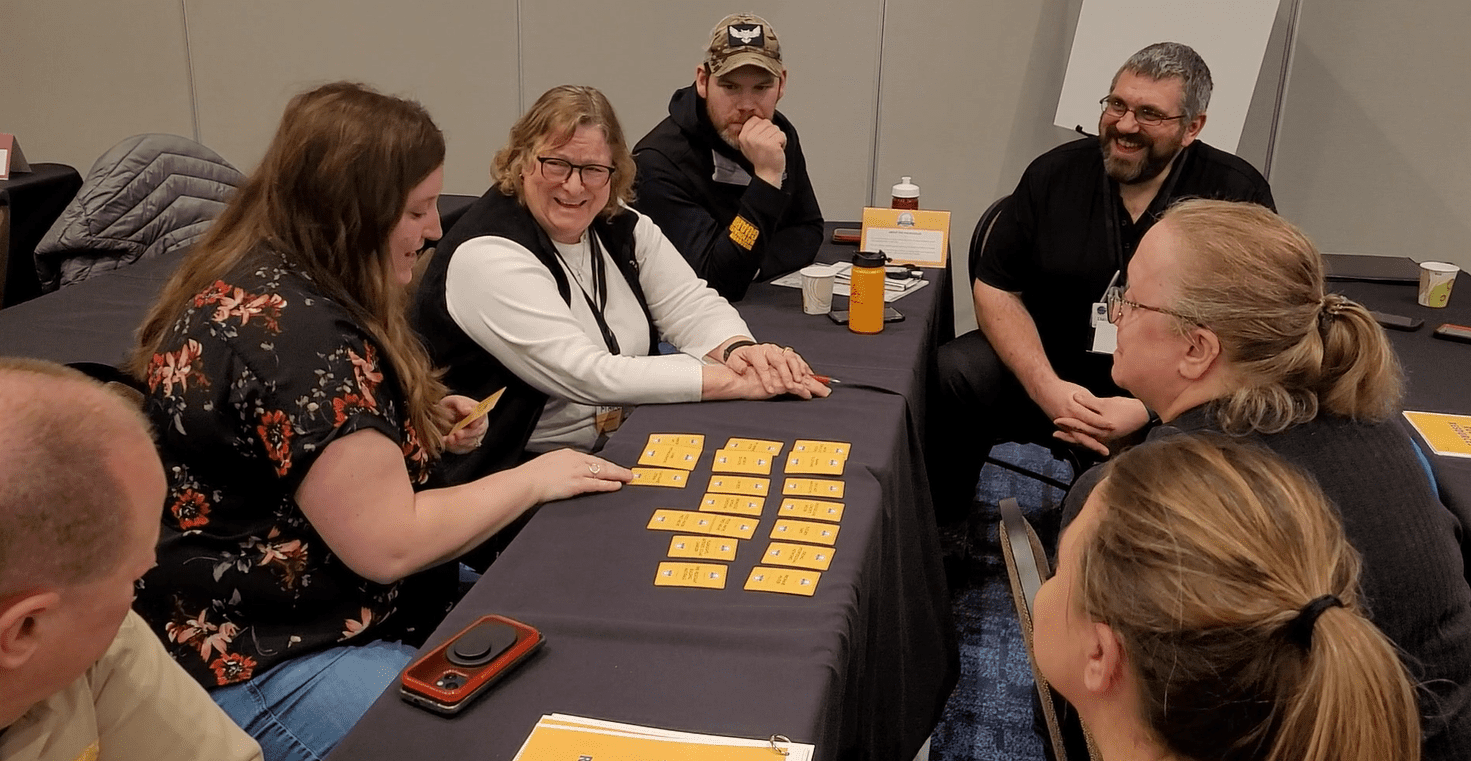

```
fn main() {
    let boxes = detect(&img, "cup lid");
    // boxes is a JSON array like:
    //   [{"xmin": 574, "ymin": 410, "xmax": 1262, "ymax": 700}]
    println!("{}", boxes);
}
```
[
  {"xmin": 891, "ymin": 176, "xmax": 919, "ymax": 198},
  {"xmin": 853, "ymin": 250, "xmax": 887, "ymax": 268}
]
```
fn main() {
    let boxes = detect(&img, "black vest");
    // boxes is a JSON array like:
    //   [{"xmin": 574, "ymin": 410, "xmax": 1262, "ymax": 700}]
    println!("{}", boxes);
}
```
[{"xmin": 414, "ymin": 189, "xmax": 657, "ymax": 483}]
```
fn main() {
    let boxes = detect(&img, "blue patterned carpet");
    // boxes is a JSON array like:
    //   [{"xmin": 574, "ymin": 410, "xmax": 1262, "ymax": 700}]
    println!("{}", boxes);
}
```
[{"xmin": 929, "ymin": 443, "xmax": 1073, "ymax": 761}]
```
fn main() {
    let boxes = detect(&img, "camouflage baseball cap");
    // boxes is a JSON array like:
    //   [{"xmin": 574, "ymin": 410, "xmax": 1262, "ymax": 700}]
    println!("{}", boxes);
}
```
[{"xmin": 705, "ymin": 13, "xmax": 784, "ymax": 78}]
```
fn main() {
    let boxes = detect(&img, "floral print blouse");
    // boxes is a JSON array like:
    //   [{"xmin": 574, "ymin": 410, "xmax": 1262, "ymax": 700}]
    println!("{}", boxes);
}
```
[{"xmin": 134, "ymin": 257, "xmax": 454, "ymax": 688}]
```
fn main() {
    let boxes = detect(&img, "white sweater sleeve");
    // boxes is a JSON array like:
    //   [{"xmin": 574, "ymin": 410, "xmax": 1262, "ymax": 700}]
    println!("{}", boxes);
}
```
[
  {"xmin": 443, "ymin": 233, "xmax": 704, "ymax": 406},
  {"xmin": 631, "ymin": 210, "xmax": 753, "ymax": 357}
]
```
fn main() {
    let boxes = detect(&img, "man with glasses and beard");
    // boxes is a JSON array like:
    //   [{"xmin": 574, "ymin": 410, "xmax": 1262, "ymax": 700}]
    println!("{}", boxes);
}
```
[{"xmin": 931, "ymin": 42, "xmax": 1275, "ymax": 522}]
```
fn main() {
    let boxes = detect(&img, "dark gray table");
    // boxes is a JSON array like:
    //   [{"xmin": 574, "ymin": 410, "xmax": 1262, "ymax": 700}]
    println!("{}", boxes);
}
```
[
  {"xmin": 329, "ymin": 223, "xmax": 958, "ymax": 761},
  {"xmin": 0, "ymin": 163, "xmax": 83, "ymax": 307}
]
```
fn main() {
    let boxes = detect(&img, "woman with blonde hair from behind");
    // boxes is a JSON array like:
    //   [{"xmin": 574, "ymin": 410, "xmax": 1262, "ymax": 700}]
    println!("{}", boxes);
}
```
[
  {"xmin": 1054, "ymin": 199, "xmax": 1471, "ymax": 759},
  {"xmin": 1034, "ymin": 434, "xmax": 1420, "ymax": 761}
]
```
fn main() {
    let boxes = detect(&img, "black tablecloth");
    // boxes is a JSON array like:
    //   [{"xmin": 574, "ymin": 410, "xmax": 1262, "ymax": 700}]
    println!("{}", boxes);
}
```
[
  {"xmin": 0, "ymin": 163, "xmax": 83, "ymax": 307},
  {"xmin": 330, "ymin": 224, "xmax": 958, "ymax": 761},
  {"xmin": 0, "ymin": 217, "xmax": 960, "ymax": 761},
  {"xmin": 1335, "ymin": 274, "xmax": 1471, "ymax": 535}
]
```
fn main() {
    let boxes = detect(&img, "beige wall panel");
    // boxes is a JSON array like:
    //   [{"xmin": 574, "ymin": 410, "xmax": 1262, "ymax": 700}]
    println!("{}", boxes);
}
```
[
  {"xmin": 876, "ymin": 0, "xmax": 1081, "ymax": 332},
  {"xmin": 0, "ymin": 0, "xmax": 194, "ymax": 173},
  {"xmin": 184, "ymin": 0, "xmax": 519, "ymax": 196},
  {"xmin": 518, "ymin": 1, "xmax": 883, "ymax": 222},
  {"xmin": 1271, "ymin": 1, "xmax": 1471, "ymax": 269}
]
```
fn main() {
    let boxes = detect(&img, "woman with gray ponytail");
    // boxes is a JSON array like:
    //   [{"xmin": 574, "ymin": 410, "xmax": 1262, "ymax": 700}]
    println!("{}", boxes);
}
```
[
  {"xmin": 1053, "ymin": 199, "xmax": 1470, "ymax": 759},
  {"xmin": 1036, "ymin": 435, "xmax": 1420, "ymax": 761}
]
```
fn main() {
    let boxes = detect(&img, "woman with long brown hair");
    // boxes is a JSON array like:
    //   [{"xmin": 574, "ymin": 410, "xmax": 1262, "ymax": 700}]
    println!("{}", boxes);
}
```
[
  {"xmin": 1056, "ymin": 199, "xmax": 1470, "ymax": 759},
  {"xmin": 129, "ymin": 82, "xmax": 630, "ymax": 760},
  {"xmin": 1035, "ymin": 435, "xmax": 1420, "ymax": 761}
]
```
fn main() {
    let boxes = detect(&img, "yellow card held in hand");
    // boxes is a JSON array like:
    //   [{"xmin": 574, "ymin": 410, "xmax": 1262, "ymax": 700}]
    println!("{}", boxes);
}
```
[
  {"xmin": 638, "ymin": 443, "xmax": 702, "ymax": 470},
  {"xmin": 668, "ymin": 535, "xmax": 738, "ymax": 562},
  {"xmin": 779, "ymin": 498, "xmax": 845, "ymax": 522},
  {"xmin": 446, "ymin": 388, "xmax": 506, "ymax": 436},
  {"xmin": 711, "ymin": 449, "xmax": 773, "ymax": 475},
  {"xmin": 698, "ymin": 493, "xmax": 764, "ymax": 517},
  {"xmin": 648, "ymin": 433, "xmax": 705, "ymax": 449},
  {"xmin": 707, "ymin": 475, "xmax": 770, "ymax": 496},
  {"xmin": 783, "ymin": 477, "xmax": 845, "ymax": 498},
  {"xmin": 655, "ymin": 562, "xmax": 727, "ymax": 589},
  {"xmin": 792, "ymin": 439, "xmax": 851, "ymax": 458},
  {"xmin": 744, "ymin": 566, "xmax": 821, "ymax": 596},
  {"xmin": 630, "ymin": 468, "xmax": 689, "ymax": 488},
  {"xmin": 784, "ymin": 453, "xmax": 846, "ymax": 476},
  {"xmin": 764, "ymin": 541, "xmax": 834, "ymax": 571},
  {"xmin": 724, "ymin": 437, "xmax": 784, "ymax": 454}
]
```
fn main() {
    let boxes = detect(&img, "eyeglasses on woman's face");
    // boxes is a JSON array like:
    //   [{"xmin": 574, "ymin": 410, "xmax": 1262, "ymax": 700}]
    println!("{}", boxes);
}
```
[{"xmin": 535, "ymin": 156, "xmax": 615, "ymax": 189}]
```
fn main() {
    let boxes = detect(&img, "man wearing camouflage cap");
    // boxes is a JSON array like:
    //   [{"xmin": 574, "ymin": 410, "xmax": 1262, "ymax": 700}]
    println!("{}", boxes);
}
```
[{"xmin": 634, "ymin": 12, "xmax": 823, "ymax": 301}]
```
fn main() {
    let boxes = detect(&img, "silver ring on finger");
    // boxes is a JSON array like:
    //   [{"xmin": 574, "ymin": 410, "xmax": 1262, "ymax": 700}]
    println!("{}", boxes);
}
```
[{"xmin": 588, "ymin": 462, "xmax": 601, "ymax": 476}]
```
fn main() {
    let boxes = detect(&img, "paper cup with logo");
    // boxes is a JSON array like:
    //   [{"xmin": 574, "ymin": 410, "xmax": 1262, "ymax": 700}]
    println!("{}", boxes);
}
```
[
  {"xmin": 1418, "ymin": 261, "xmax": 1460, "ymax": 308},
  {"xmin": 799, "ymin": 265, "xmax": 835, "ymax": 315}
]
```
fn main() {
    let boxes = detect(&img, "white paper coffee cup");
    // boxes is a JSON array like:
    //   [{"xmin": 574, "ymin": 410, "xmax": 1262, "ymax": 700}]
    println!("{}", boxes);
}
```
[
  {"xmin": 1418, "ymin": 261, "xmax": 1460, "ymax": 308},
  {"xmin": 800, "ymin": 265, "xmax": 835, "ymax": 315}
]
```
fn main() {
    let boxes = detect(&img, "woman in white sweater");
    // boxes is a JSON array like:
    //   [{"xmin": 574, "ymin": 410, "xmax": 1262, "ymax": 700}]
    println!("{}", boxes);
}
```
[{"xmin": 415, "ymin": 85, "xmax": 826, "ymax": 477}]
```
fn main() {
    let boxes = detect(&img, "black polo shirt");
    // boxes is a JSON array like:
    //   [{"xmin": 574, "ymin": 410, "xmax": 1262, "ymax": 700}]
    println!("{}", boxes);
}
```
[{"xmin": 974, "ymin": 136, "xmax": 1274, "ymax": 393}]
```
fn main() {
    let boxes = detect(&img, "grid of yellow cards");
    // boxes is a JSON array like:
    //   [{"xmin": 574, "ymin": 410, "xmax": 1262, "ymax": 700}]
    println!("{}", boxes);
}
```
[{"xmin": 633, "ymin": 434, "xmax": 852, "ymax": 596}]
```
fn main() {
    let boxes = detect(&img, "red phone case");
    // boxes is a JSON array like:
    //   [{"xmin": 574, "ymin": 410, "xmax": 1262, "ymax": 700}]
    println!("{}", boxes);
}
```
[{"xmin": 400, "ymin": 614, "xmax": 544, "ymax": 715}]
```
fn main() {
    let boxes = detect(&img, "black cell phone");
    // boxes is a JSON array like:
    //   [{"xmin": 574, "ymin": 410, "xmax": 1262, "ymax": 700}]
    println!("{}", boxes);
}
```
[
  {"xmin": 1370, "ymin": 311, "xmax": 1424, "ymax": 331},
  {"xmin": 831, "ymin": 227, "xmax": 861, "ymax": 244},
  {"xmin": 827, "ymin": 307, "xmax": 904, "ymax": 324},
  {"xmin": 1432, "ymin": 323, "xmax": 1471, "ymax": 344},
  {"xmin": 400, "ymin": 615, "xmax": 544, "ymax": 715}
]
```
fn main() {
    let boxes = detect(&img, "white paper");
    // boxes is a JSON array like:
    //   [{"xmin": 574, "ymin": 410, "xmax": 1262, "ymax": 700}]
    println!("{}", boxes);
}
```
[
  {"xmin": 862, "ymin": 227, "xmax": 946, "ymax": 267},
  {"xmin": 1054, "ymin": 0, "xmax": 1282, "ymax": 153}
]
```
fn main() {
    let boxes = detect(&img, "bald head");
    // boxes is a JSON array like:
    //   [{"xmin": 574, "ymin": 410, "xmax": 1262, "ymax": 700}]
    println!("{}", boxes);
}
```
[{"xmin": 0, "ymin": 359, "xmax": 158, "ymax": 595}]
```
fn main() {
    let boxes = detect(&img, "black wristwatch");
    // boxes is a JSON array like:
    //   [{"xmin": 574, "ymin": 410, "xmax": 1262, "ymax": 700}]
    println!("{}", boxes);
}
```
[{"xmin": 722, "ymin": 340, "xmax": 757, "ymax": 362}]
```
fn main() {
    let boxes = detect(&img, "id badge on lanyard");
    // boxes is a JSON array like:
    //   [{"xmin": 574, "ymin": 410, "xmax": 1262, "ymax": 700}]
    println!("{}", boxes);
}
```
[{"xmin": 1089, "ymin": 269, "xmax": 1120, "ymax": 354}]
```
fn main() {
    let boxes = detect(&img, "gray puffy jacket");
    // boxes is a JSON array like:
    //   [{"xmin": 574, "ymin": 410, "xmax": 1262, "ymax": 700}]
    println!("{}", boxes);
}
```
[{"xmin": 35, "ymin": 133, "xmax": 243, "ymax": 291}]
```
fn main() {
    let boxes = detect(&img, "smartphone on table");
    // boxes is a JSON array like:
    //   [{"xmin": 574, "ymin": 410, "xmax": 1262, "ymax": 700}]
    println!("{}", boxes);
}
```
[{"xmin": 400, "ymin": 614, "xmax": 544, "ymax": 715}]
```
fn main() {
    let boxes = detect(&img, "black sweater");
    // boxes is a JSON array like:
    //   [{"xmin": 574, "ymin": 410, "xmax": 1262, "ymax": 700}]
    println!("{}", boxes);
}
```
[{"xmin": 633, "ymin": 85, "xmax": 823, "ymax": 301}]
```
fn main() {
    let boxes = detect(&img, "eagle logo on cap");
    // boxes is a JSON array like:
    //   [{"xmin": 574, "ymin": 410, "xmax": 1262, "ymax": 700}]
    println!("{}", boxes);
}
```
[{"xmin": 728, "ymin": 23, "xmax": 764, "ymax": 47}]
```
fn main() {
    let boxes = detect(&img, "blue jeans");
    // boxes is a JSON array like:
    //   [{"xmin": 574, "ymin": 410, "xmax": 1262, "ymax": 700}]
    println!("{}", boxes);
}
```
[{"xmin": 211, "ymin": 640, "xmax": 416, "ymax": 761}]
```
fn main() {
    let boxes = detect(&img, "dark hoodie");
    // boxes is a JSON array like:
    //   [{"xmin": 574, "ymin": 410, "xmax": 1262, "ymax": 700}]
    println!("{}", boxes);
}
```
[{"xmin": 633, "ymin": 84, "xmax": 823, "ymax": 301}]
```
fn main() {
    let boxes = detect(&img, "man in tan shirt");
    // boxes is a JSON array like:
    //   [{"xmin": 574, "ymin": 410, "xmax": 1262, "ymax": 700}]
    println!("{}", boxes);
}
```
[{"xmin": 0, "ymin": 359, "xmax": 261, "ymax": 761}]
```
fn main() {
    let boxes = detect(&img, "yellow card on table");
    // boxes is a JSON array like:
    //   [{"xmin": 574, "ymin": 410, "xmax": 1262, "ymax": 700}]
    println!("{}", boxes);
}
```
[
  {"xmin": 638, "ymin": 443, "xmax": 702, "ymax": 470},
  {"xmin": 792, "ymin": 439, "xmax": 851, "ymax": 458},
  {"xmin": 745, "ymin": 566, "xmax": 821, "ymax": 596},
  {"xmin": 668, "ymin": 535, "xmax": 738, "ymax": 562},
  {"xmin": 784, "ymin": 453, "xmax": 846, "ymax": 476},
  {"xmin": 782, "ymin": 477, "xmax": 845, "ymax": 499},
  {"xmin": 630, "ymin": 468, "xmax": 689, "ymax": 488},
  {"xmin": 707, "ymin": 475, "xmax": 770, "ymax": 496},
  {"xmin": 724, "ymin": 437, "xmax": 785, "ymax": 454},
  {"xmin": 1403, "ymin": 411, "xmax": 1471, "ymax": 458},
  {"xmin": 763, "ymin": 541, "xmax": 834, "ymax": 571},
  {"xmin": 645, "ymin": 510, "xmax": 756, "ymax": 539},
  {"xmin": 770, "ymin": 518, "xmax": 840, "ymax": 546},
  {"xmin": 710, "ymin": 449, "xmax": 774, "ymax": 475},
  {"xmin": 655, "ymin": 562, "xmax": 727, "ymax": 589},
  {"xmin": 859, "ymin": 206, "xmax": 952, "ymax": 268},
  {"xmin": 446, "ymin": 388, "xmax": 506, "ymax": 437},
  {"xmin": 698, "ymin": 493, "xmax": 764, "ymax": 517},
  {"xmin": 648, "ymin": 433, "xmax": 705, "ymax": 449},
  {"xmin": 778, "ymin": 498, "xmax": 845, "ymax": 522}
]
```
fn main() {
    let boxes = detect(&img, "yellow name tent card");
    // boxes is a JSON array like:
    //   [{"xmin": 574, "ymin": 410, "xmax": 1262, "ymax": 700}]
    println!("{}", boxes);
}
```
[
  {"xmin": 859, "ymin": 207, "xmax": 951, "ymax": 268},
  {"xmin": 698, "ymin": 493, "xmax": 765, "ymax": 517},
  {"xmin": 778, "ymin": 498, "xmax": 844, "ymax": 522},
  {"xmin": 744, "ymin": 566, "xmax": 822, "ymax": 596},
  {"xmin": 782, "ymin": 477, "xmax": 845, "ymax": 499},
  {"xmin": 763, "ymin": 542, "xmax": 834, "ymax": 571},
  {"xmin": 631, "ymin": 468, "xmax": 689, "ymax": 487}
]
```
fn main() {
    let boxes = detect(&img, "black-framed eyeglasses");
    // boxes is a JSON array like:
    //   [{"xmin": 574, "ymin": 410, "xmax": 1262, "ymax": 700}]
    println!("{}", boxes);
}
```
[
  {"xmin": 1104, "ymin": 285, "xmax": 1200, "ymax": 326},
  {"xmin": 536, "ymin": 156, "xmax": 616, "ymax": 188},
  {"xmin": 1099, "ymin": 96, "xmax": 1186, "ymax": 128}
]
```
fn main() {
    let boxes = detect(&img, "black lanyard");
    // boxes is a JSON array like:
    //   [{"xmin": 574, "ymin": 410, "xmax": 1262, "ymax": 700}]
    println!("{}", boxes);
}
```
[
  {"xmin": 1101, "ymin": 145, "xmax": 1189, "ymax": 275},
  {"xmin": 554, "ymin": 232, "xmax": 622, "ymax": 355}
]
